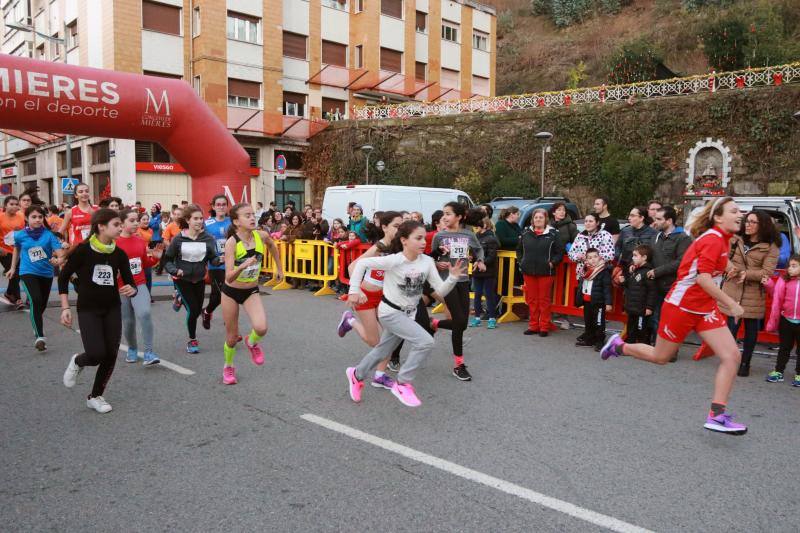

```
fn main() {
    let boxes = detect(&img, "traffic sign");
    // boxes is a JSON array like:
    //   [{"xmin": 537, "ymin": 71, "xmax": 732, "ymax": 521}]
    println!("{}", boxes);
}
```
[
  {"xmin": 275, "ymin": 154, "xmax": 287, "ymax": 180},
  {"xmin": 61, "ymin": 177, "xmax": 79, "ymax": 195}
]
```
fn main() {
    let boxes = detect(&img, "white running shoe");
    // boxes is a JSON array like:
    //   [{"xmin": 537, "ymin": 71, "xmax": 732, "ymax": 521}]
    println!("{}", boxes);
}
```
[
  {"xmin": 63, "ymin": 354, "xmax": 83, "ymax": 388},
  {"xmin": 34, "ymin": 337, "xmax": 47, "ymax": 351},
  {"xmin": 86, "ymin": 396, "xmax": 112, "ymax": 413}
]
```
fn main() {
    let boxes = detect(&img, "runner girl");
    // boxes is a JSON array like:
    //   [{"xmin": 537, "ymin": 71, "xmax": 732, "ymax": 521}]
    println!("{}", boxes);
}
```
[
  {"xmin": 5, "ymin": 205, "xmax": 66, "ymax": 350},
  {"xmin": 117, "ymin": 208, "xmax": 161, "ymax": 366},
  {"xmin": 346, "ymin": 221, "xmax": 465, "ymax": 407},
  {"xmin": 0, "ymin": 196, "xmax": 25, "ymax": 308},
  {"xmin": 202, "ymin": 195, "xmax": 231, "ymax": 330},
  {"xmin": 220, "ymin": 203, "xmax": 283, "ymax": 385},
  {"xmin": 337, "ymin": 211, "xmax": 403, "ymax": 390},
  {"xmin": 431, "ymin": 203, "xmax": 485, "ymax": 381},
  {"xmin": 60, "ymin": 208, "xmax": 137, "ymax": 414},
  {"xmin": 163, "ymin": 204, "xmax": 219, "ymax": 354},
  {"xmin": 600, "ymin": 197, "xmax": 748, "ymax": 435},
  {"xmin": 59, "ymin": 183, "xmax": 97, "ymax": 246}
]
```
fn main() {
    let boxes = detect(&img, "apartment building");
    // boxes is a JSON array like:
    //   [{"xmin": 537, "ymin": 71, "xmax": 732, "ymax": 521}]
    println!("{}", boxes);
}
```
[{"xmin": 1, "ymin": 0, "xmax": 496, "ymax": 209}]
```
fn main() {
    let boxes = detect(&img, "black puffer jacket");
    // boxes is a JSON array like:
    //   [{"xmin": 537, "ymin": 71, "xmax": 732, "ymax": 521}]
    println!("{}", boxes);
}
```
[
  {"xmin": 615, "ymin": 224, "xmax": 657, "ymax": 268},
  {"xmin": 552, "ymin": 216, "xmax": 578, "ymax": 248},
  {"xmin": 650, "ymin": 229, "xmax": 693, "ymax": 293},
  {"xmin": 473, "ymin": 229, "xmax": 500, "ymax": 279},
  {"xmin": 622, "ymin": 263, "xmax": 657, "ymax": 315},
  {"xmin": 574, "ymin": 268, "xmax": 612, "ymax": 307},
  {"xmin": 516, "ymin": 226, "xmax": 564, "ymax": 276}
]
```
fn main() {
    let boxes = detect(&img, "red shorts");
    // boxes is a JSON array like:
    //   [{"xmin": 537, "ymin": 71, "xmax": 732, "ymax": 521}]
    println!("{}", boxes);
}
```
[
  {"xmin": 657, "ymin": 302, "xmax": 727, "ymax": 343},
  {"xmin": 355, "ymin": 288, "xmax": 383, "ymax": 311}
]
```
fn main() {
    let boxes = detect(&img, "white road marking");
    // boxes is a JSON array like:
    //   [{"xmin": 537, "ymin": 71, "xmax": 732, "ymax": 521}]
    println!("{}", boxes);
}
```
[
  {"xmin": 119, "ymin": 343, "xmax": 195, "ymax": 375},
  {"xmin": 301, "ymin": 413, "xmax": 654, "ymax": 533}
]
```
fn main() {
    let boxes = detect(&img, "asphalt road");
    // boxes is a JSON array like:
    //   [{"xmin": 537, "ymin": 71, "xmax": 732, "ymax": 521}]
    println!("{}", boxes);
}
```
[{"xmin": 1, "ymin": 285, "xmax": 799, "ymax": 532}]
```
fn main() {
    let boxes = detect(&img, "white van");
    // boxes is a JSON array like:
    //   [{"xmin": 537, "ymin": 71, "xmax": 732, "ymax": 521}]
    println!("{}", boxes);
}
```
[{"xmin": 322, "ymin": 185, "xmax": 475, "ymax": 222}]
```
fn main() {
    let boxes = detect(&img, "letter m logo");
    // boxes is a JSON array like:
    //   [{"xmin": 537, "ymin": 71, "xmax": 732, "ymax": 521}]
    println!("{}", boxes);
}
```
[{"xmin": 144, "ymin": 88, "xmax": 170, "ymax": 115}]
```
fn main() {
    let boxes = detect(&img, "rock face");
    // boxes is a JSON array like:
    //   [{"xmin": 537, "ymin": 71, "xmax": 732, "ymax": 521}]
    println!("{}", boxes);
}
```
[{"xmin": 305, "ymin": 85, "xmax": 800, "ymax": 212}]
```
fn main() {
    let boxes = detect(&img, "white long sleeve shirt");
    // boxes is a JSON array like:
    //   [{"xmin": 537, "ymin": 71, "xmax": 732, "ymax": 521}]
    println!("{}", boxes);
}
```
[{"xmin": 349, "ymin": 252, "xmax": 458, "ymax": 316}]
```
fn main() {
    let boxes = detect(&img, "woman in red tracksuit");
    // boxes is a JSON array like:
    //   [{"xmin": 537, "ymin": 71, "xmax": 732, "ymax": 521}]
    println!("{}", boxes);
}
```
[{"xmin": 600, "ymin": 197, "xmax": 748, "ymax": 435}]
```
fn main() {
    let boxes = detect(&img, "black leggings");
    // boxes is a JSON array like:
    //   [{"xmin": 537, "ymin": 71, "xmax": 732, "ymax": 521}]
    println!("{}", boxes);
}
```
[
  {"xmin": 205, "ymin": 269, "xmax": 226, "ymax": 314},
  {"xmin": 728, "ymin": 316, "xmax": 760, "ymax": 366},
  {"xmin": 19, "ymin": 274, "xmax": 52, "ymax": 338},
  {"xmin": 775, "ymin": 317, "xmax": 800, "ymax": 374},
  {"xmin": 437, "ymin": 280, "xmax": 471, "ymax": 357},
  {"xmin": 0, "ymin": 253, "xmax": 20, "ymax": 300},
  {"xmin": 76, "ymin": 306, "xmax": 122, "ymax": 398},
  {"xmin": 176, "ymin": 279, "xmax": 205, "ymax": 339}
]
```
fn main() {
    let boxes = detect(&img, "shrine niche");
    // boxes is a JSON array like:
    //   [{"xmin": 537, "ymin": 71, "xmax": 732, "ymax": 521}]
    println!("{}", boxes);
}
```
[{"xmin": 684, "ymin": 138, "xmax": 732, "ymax": 196}]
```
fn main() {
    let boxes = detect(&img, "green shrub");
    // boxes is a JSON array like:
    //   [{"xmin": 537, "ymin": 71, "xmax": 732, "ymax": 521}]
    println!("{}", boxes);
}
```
[
  {"xmin": 607, "ymin": 40, "xmax": 665, "ymax": 84},
  {"xmin": 702, "ymin": 17, "xmax": 747, "ymax": 71},
  {"xmin": 595, "ymin": 144, "xmax": 660, "ymax": 215}
]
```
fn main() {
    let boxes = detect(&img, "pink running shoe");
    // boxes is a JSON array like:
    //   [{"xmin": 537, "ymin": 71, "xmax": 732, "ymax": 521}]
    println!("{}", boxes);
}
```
[
  {"xmin": 244, "ymin": 335, "xmax": 265, "ymax": 365},
  {"xmin": 222, "ymin": 366, "xmax": 238, "ymax": 385},
  {"xmin": 346, "ymin": 367, "xmax": 363, "ymax": 403},
  {"xmin": 391, "ymin": 382, "xmax": 421, "ymax": 407}
]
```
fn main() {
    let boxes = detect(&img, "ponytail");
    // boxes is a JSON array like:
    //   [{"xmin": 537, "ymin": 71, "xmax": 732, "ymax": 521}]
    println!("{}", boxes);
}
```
[{"xmin": 686, "ymin": 197, "xmax": 735, "ymax": 238}]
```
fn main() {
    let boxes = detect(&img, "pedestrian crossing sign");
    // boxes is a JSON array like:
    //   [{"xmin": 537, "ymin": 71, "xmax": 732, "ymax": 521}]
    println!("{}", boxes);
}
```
[{"xmin": 61, "ymin": 177, "xmax": 80, "ymax": 195}]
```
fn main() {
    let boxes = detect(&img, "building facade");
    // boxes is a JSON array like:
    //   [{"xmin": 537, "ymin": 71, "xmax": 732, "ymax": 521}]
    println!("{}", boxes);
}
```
[{"xmin": 0, "ymin": 0, "xmax": 496, "ymax": 210}]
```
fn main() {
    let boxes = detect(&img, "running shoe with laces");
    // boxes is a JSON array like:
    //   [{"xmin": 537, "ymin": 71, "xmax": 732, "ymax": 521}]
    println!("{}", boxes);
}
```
[
  {"xmin": 765, "ymin": 371, "xmax": 784, "ymax": 383},
  {"xmin": 487, "ymin": 318, "xmax": 497, "ymax": 329},
  {"xmin": 172, "ymin": 293, "xmax": 182, "ymax": 312},
  {"xmin": 337, "ymin": 310, "xmax": 354, "ymax": 338},
  {"xmin": 34, "ymin": 337, "xmax": 47, "ymax": 352},
  {"xmin": 15, "ymin": 299, "xmax": 27, "ymax": 311},
  {"xmin": 86, "ymin": 396, "xmax": 113, "ymax": 414},
  {"xmin": 371, "ymin": 373, "xmax": 396, "ymax": 390},
  {"xmin": 186, "ymin": 339, "xmax": 200, "ymax": 354},
  {"xmin": 793, "ymin": 375, "xmax": 800, "ymax": 387},
  {"xmin": 600, "ymin": 334, "xmax": 624, "ymax": 360},
  {"xmin": 222, "ymin": 365, "xmax": 238, "ymax": 385},
  {"xmin": 704, "ymin": 412, "xmax": 747, "ymax": 435},
  {"xmin": 125, "ymin": 348, "xmax": 138, "ymax": 363},
  {"xmin": 468, "ymin": 316, "xmax": 481, "ymax": 328},
  {"xmin": 143, "ymin": 351, "xmax": 160, "ymax": 366},
  {"xmin": 386, "ymin": 360, "xmax": 401, "ymax": 373},
  {"xmin": 453, "ymin": 364, "xmax": 472, "ymax": 381},
  {"xmin": 63, "ymin": 354, "xmax": 83, "ymax": 388},
  {"xmin": 244, "ymin": 335, "xmax": 265, "ymax": 365},
  {"xmin": 391, "ymin": 382, "xmax": 421, "ymax": 407},
  {"xmin": 202, "ymin": 310, "xmax": 212, "ymax": 330},
  {"xmin": 346, "ymin": 367, "xmax": 363, "ymax": 402}
]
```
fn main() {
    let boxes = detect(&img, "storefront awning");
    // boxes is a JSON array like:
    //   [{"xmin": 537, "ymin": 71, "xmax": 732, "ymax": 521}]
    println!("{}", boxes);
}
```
[{"xmin": 226, "ymin": 108, "xmax": 328, "ymax": 140}]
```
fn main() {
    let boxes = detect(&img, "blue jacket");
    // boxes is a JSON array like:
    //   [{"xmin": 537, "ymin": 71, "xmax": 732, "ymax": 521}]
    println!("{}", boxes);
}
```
[{"xmin": 149, "ymin": 212, "xmax": 163, "ymax": 242}]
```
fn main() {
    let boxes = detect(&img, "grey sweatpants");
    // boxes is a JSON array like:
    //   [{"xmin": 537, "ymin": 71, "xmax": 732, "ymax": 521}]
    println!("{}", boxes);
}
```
[
  {"xmin": 121, "ymin": 284, "xmax": 154, "ymax": 353},
  {"xmin": 355, "ymin": 309, "xmax": 434, "ymax": 384}
]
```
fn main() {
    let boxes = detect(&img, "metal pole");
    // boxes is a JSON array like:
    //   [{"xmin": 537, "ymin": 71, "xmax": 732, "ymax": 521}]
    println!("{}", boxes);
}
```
[
  {"xmin": 365, "ymin": 153, "xmax": 370, "ymax": 185},
  {"xmin": 540, "ymin": 144, "xmax": 546, "ymax": 196},
  {"xmin": 63, "ymin": 23, "xmax": 72, "ymax": 189}
]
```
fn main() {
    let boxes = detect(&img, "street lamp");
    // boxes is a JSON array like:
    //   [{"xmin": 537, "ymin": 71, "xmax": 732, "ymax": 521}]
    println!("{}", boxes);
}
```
[
  {"xmin": 534, "ymin": 131, "xmax": 553, "ymax": 197},
  {"xmin": 374, "ymin": 160, "xmax": 385, "ymax": 185},
  {"xmin": 6, "ymin": 23, "xmax": 73, "ymax": 187},
  {"xmin": 360, "ymin": 144, "xmax": 374, "ymax": 185},
  {"xmin": 793, "ymin": 110, "xmax": 800, "ymax": 123}
]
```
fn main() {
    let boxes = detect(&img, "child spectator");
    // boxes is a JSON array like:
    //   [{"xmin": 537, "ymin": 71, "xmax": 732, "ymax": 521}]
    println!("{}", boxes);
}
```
[
  {"xmin": 575, "ymin": 248, "xmax": 612, "ymax": 350},
  {"xmin": 337, "ymin": 231, "xmax": 362, "ymax": 250},
  {"xmin": 617, "ymin": 244, "xmax": 656, "ymax": 344},
  {"xmin": 764, "ymin": 254, "xmax": 800, "ymax": 386},
  {"xmin": 469, "ymin": 217, "xmax": 500, "ymax": 329},
  {"xmin": 270, "ymin": 222, "xmax": 287, "ymax": 240}
]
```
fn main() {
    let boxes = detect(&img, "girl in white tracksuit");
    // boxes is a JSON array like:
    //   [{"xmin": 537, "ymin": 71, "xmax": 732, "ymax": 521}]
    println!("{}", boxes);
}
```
[{"xmin": 345, "ymin": 221, "xmax": 465, "ymax": 408}]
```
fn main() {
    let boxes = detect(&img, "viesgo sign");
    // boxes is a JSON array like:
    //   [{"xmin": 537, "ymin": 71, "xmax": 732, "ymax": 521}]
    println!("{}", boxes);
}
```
[
  {"xmin": 135, "ymin": 162, "xmax": 186, "ymax": 173},
  {"xmin": 0, "ymin": 56, "xmax": 250, "ymax": 209}
]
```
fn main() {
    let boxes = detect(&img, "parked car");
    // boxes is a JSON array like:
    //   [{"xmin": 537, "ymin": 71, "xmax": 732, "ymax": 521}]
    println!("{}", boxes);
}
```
[
  {"xmin": 489, "ymin": 197, "xmax": 582, "ymax": 226},
  {"xmin": 322, "ymin": 185, "xmax": 474, "ymax": 223}
]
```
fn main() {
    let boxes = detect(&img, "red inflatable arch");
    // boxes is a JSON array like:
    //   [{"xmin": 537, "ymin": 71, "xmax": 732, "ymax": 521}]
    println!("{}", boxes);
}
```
[{"xmin": 0, "ymin": 55, "xmax": 250, "ymax": 210}]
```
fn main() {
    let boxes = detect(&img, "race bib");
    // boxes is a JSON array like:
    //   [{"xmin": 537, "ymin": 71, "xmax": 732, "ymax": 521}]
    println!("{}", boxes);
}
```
[
  {"xmin": 27, "ymin": 246, "xmax": 46, "ymax": 263},
  {"xmin": 92, "ymin": 264, "xmax": 114, "ymax": 286},
  {"xmin": 180, "ymin": 242, "xmax": 207, "ymax": 262},
  {"xmin": 241, "ymin": 265, "xmax": 260, "ymax": 279},
  {"xmin": 450, "ymin": 242, "xmax": 468, "ymax": 259},
  {"xmin": 216, "ymin": 239, "xmax": 227, "ymax": 255},
  {"xmin": 80, "ymin": 227, "xmax": 90, "ymax": 240},
  {"xmin": 129, "ymin": 257, "xmax": 142, "ymax": 275}
]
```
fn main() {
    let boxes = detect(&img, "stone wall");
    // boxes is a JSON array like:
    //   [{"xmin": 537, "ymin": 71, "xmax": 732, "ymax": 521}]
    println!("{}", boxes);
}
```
[{"xmin": 304, "ymin": 85, "xmax": 800, "ymax": 213}]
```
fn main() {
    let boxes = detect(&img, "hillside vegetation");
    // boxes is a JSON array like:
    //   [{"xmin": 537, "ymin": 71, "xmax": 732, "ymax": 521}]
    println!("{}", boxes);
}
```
[{"xmin": 491, "ymin": 0, "xmax": 800, "ymax": 95}]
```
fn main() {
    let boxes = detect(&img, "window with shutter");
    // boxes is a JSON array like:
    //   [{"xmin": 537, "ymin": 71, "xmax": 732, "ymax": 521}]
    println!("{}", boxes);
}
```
[
  {"xmin": 380, "ymin": 48, "xmax": 402, "ymax": 73},
  {"xmin": 283, "ymin": 92, "xmax": 306, "ymax": 117},
  {"xmin": 245, "ymin": 147, "xmax": 259, "ymax": 168},
  {"xmin": 472, "ymin": 75, "xmax": 489, "ymax": 96},
  {"xmin": 228, "ymin": 79, "xmax": 261, "ymax": 108},
  {"xmin": 142, "ymin": 1, "xmax": 181, "ymax": 35},
  {"xmin": 381, "ymin": 0, "xmax": 403, "ymax": 19},
  {"xmin": 321, "ymin": 41, "xmax": 347, "ymax": 67},
  {"xmin": 415, "ymin": 11, "xmax": 426, "ymax": 32},
  {"xmin": 283, "ymin": 32, "xmax": 307, "ymax": 60},
  {"xmin": 415, "ymin": 62, "xmax": 426, "ymax": 81},
  {"xmin": 322, "ymin": 98, "xmax": 347, "ymax": 120},
  {"xmin": 441, "ymin": 68, "xmax": 460, "ymax": 89}
]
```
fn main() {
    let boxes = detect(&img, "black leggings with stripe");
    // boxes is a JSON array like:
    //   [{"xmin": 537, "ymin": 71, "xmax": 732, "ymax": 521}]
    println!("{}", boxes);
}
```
[
  {"xmin": 436, "ymin": 280, "xmax": 471, "ymax": 357},
  {"xmin": 20, "ymin": 274, "xmax": 53, "ymax": 339},
  {"xmin": 176, "ymin": 279, "xmax": 205, "ymax": 339}
]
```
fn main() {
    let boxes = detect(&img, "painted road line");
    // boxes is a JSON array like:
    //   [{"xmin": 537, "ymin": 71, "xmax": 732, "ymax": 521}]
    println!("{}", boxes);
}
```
[
  {"xmin": 301, "ymin": 413, "xmax": 653, "ymax": 533},
  {"xmin": 119, "ymin": 343, "xmax": 195, "ymax": 376}
]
